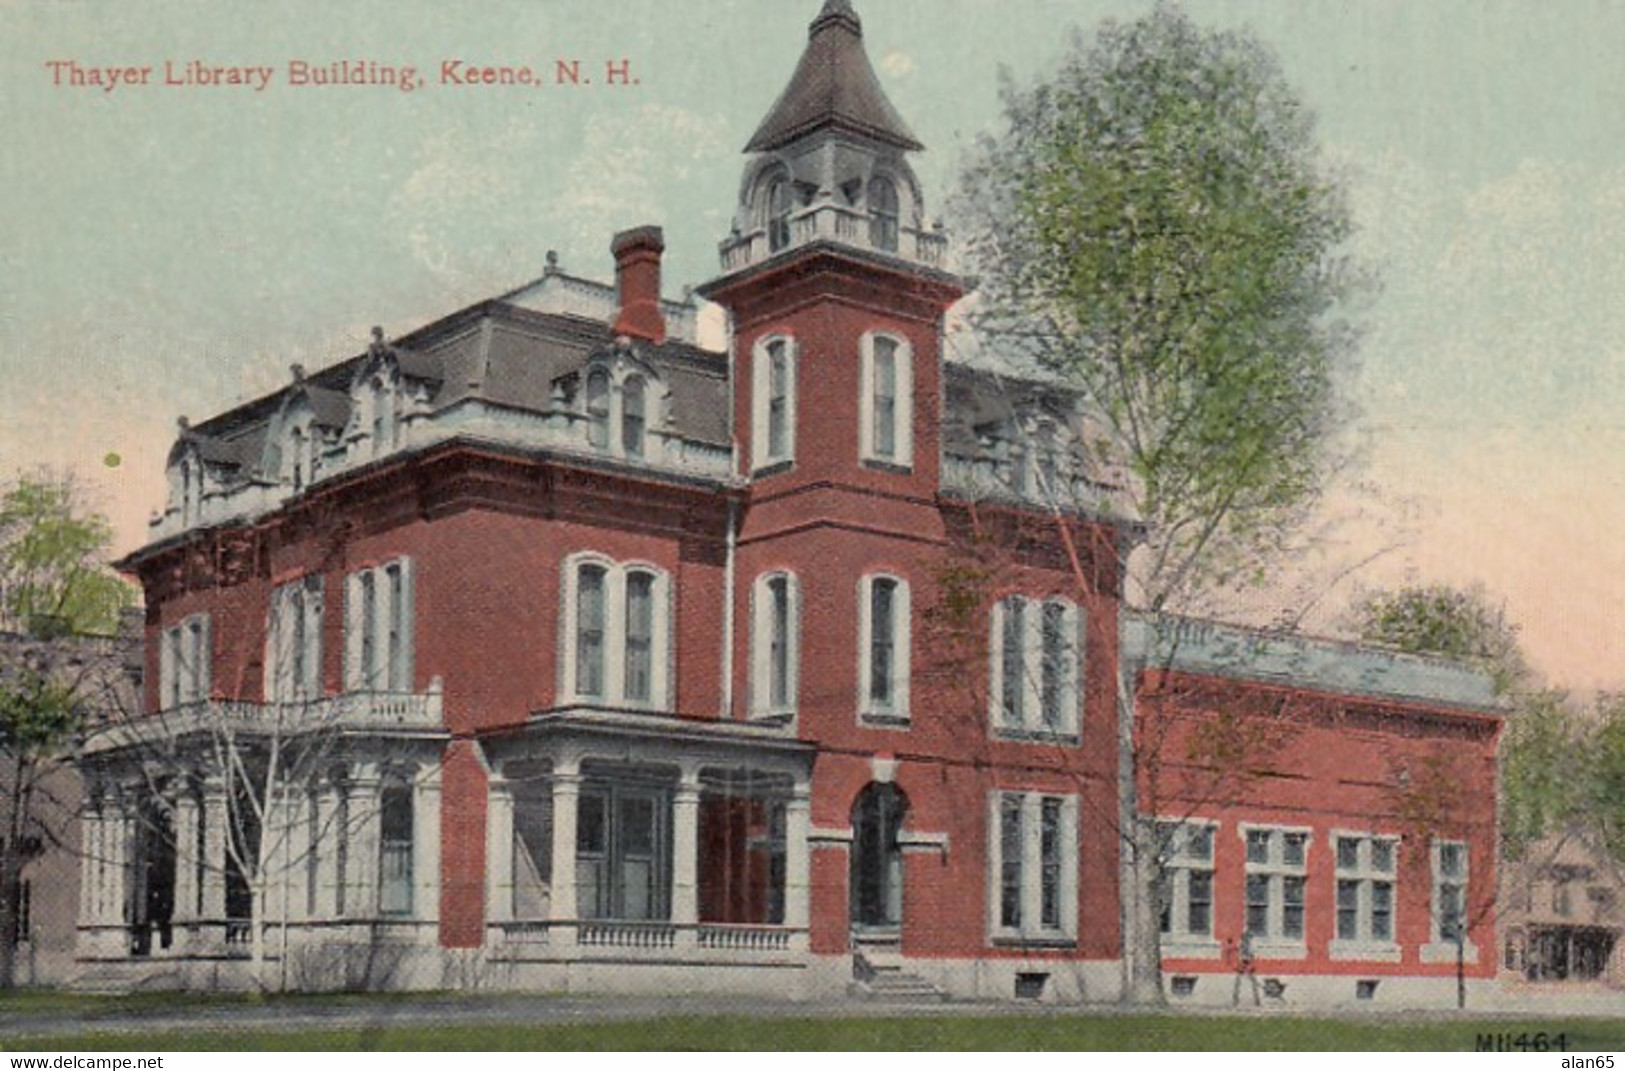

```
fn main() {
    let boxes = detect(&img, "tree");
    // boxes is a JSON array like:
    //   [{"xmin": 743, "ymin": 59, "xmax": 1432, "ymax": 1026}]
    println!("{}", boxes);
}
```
[
  {"xmin": 1354, "ymin": 583, "xmax": 1530, "ymax": 694},
  {"xmin": 0, "ymin": 473, "xmax": 134, "ymax": 988},
  {"xmin": 953, "ymin": 4, "xmax": 1361, "ymax": 1003}
]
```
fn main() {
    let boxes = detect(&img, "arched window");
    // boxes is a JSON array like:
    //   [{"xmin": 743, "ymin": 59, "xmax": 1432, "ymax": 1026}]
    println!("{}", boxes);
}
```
[
  {"xmin": 563, "ymin": 556, "xmax": 671, "ymax": 709},
  {"xmin": 859, "ymin": 333, "xmax": 913, "ymax": 469},
  {"xmin": 850, "ymin": 783, "xmax": 906, "ymax": 930},
  {"xmin": 767, "ymin": 176, "xmax": 793, "ymax": 253},
  {"xmin": 622, "ymin": 376, "xmax": 646, "ymax": 458},
  {"xmin": 751, "ymin": 336, "xmax": 796, "ymax": 471},
  {"xmin": 585, "ymin": 371, "xmax": 611, "ymax": 450},
  {"xmin": 750, "ymin": 572, "xmax": 800, "ymax": 718},
  {"xmin": 868, "ymin": 176, "xmax": 900, "ymax": 253},
  {"xmin": 858, "ymin": 573, "xmax": 911, "ymax": 724},
  {"xmin": 379, "ymin": 782, "xmax": 414, "ymax": 917}
]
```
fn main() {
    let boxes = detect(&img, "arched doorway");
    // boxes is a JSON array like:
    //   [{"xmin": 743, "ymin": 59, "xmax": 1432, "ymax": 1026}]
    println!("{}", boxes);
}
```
[{"xmin": 849, "ymin": 782, "xmax": 907, "ymax": 936}]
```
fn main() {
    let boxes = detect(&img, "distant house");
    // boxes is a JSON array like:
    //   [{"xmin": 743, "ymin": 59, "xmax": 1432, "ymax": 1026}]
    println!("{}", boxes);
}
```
[{"xmin": 1500, "ymin": 829, "xmax": 1625, "ymax": 984}]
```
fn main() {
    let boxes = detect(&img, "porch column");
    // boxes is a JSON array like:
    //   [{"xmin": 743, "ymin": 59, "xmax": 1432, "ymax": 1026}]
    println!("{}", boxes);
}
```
[
  {"xmin": 346, "ymin": 769, "xmax": 382, "ymax": 919},
  {"xmin": 171, "ymin": 795, "xmax": 200, "ymax": 932},
  {"xmin": 785, "ymin": 787, "xmax": 812, "ymax": 946},
  {"xmin": 78, "ymin": 803, "xmax": 101, "ymax": 929},
  {"xmin": 486, "ymin": 773, "xmax": 515, "ymax": 928},
  {"xmin": 284, "ymin": 791, "xmax": 311, "ymax": 923},
  {"xmin": 199, "ymin": 779, "xmax": 228, "ymax": 924},
  {"xmin": 314, "ymin": 783, "xmax": 342, "ymax": 919},
  {"xmin": 106, "ymin": 802, "xmax": 130, "ymax": 929},
  {"xmin": 672, "ymin": 767, "xmax": 701, "ymax": 947},
  {"xmin": 412, "ymin": 766, "xmax": 442, "ymax": 924},
  {"xmin": 548, "ymin": 760, "xmax": 580, "ymax": 950}
]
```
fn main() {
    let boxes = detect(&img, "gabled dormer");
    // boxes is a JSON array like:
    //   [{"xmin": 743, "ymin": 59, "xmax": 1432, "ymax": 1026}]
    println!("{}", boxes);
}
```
[{"xmin": 551, "ymin": 341, "xmax": 675, "ymax": 462}]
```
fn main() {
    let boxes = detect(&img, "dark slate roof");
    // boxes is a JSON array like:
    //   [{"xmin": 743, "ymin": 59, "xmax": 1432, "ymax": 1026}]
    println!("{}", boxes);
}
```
[
  {"xmin": 744, "ymin": 0, "xmax": 923, "ymax": 154},
  {"xmin": 301, "ymin": 386, "xmax": 352, "ymax": 429}
]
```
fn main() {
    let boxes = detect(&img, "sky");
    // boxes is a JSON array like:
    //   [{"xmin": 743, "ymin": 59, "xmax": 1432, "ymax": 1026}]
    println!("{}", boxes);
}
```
[{"xmin": 3, "ymin": 0, "xmax": 1623, "ymax": 690}]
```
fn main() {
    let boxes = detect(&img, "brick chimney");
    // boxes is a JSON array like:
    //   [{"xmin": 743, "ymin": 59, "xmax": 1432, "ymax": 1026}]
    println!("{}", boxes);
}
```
[{"xmin": 612, "ymin": 225, "xmax": 666, "ymax": 344}]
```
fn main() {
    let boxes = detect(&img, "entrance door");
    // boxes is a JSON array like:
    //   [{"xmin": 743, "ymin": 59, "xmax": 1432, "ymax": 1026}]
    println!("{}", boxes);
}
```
[{"xmin": 849, "ymin": 783, "xmax": 906, "ymax": 935}]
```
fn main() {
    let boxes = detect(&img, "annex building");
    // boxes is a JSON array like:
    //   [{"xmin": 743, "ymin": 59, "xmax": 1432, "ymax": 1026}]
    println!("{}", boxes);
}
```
[{"xmin": 78, "ymin": 0, "xmax": 1503, "ymax": 1005}]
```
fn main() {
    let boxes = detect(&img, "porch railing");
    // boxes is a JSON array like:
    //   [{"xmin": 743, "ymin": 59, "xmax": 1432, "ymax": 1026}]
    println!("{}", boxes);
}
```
[{"xmin": 493, "ymin": 920, "xmax": 802, "ymax": 955}]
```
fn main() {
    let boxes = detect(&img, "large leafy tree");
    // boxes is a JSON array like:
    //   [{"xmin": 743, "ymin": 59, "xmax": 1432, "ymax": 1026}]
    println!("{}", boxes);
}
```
[
  {"xmin": 954, "ymin": 5, "xmax": 1360, "ymax": 1003},
  {"xmin": 0, "ymin": 473, "xmax": 133, "ymax": 987}
]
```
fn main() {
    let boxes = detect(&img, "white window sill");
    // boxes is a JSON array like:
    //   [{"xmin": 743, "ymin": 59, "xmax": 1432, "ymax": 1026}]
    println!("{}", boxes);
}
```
[
  {"xmin": 992, "ymin": 726, "xmax": 1082, "ymax": 747},
  {"xmin": 1421, "ymin": 940, "xmax": 1478, "ymax": 965},
  {"xmin": 991, "ymin": 930, "xmax": 1077, "ymax": 950},
  {"xmin": 1161, "ymin": 937, "xmax": 1222, "ymax": 960},
  {"xmin": 1247, "ymin": 938, "xmax": 1308, "ymax": 961},
  {"xmin": 1329, "ymin": 940, "xmax": 1402, "ymax": 963},
  {"xmin": 860, "ymin": 710, "xmax": 910, "ymax": 730}
]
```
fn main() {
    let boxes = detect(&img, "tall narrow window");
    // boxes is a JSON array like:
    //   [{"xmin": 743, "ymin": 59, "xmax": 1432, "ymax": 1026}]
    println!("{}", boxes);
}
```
[
  {"xmin": 345, "ymin": 559, "xmax": 414, "ymax": 693},
  {"xmin": 586, "ymin": 371, "xmax": 610, "ymax": 450},
  {"xmin": 768, "ymin": 177, "xmax": 792, "ymax": 252},
  {"xmin": 1333, "ymin": 833, "xmax": 1399, "ymax": 953},
  {"xmin": 268, "ymin": 576, "xmax": 323, "ymax": 702},
  {"xmin": 999, "ymin": 794, "xmax": 1023, "ymax": 929},
  {"xmin": 1159, "ymin": 821, "xmax": 1216, "ymax": 943},
  {"xmin": 359, "ymin": 571, "xmax": 377, "ymax": 687},
  {"xmin": 1040, "ymin": 602, "xmax": 1068, "ymax": 730},
  {"xmin": 859, "ymin": 575, "xmax": 910, "ymax": 724},
  {"xmin": 868, "ymin": 176, "xmax": 900, "ymax": 253},
  {"xmin": 860, "ymin": 333, "xmax": 913, "ymax": 468},
  {"xmin": 1000, "ymin": 599, "xmax": 1025, "ymax": 727},
  {"xmin": 1242, "ymin": 826, "xmax": 1310, "ymax": 949},
  {"xmin": 160, "ymin": 614, "xmax": 212, "ymax": 709},
  {"xmin": 1434, "ymin": 840, "xmax": 1469, "ymax": 943},
  {"xmin": 767, "ymin": 344, "xmax": 789, "ymax": 460},
  {"xmin": 622, "ymin": 376, "xmax": 646, "ymax": 458},
  {"xmin": 385, "ymin": 563, "xmax": 406, "ymax": 689},
  {"xmin": 378, "ymin": 783, "xmax": 414, "ymax": 917},
  {"xmin": 576, "ymin": 565, "xmax": 607, "ymax": 698},
  {"xmin": 750, "ymin": 572, "xmax": 799, "ymax": 719},
  {"xmin": 624, "ymin": 571, "xmax": 654, "ymax": 703}
]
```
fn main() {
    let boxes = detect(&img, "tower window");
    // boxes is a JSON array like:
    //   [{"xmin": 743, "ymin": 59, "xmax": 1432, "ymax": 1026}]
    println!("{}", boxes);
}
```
[
  {"xmin": 768, "ymin": 177, "xmax": 793, "ymax": 253},
  {"xmin": 859, "ymin": 333, "xmax": 914, "ymax": 469},
  {"xmin": 868, "ymin": 176, "xmax": 900, "ymax": 253},
  {"xmin": 751, "ymin": 336, "xmax": 796, "ymax": 472}
]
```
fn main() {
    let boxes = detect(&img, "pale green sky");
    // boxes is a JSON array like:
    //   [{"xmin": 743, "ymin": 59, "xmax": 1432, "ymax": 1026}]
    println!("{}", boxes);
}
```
[{"xmin": 4, "ymin": 0, "xmax": 1623, "ymax": 687}]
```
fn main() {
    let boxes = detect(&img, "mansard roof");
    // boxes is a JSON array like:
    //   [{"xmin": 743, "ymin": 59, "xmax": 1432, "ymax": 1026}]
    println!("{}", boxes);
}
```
[{"xmin": 744, "ymin": 0, "xmax": 923, "ymax": 154}]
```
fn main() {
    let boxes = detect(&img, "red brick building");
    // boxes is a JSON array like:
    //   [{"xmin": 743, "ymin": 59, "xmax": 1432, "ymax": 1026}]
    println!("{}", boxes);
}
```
[{"xmin": 80, "ymin": 0, "xmax": 1502, "ymax": 1005}]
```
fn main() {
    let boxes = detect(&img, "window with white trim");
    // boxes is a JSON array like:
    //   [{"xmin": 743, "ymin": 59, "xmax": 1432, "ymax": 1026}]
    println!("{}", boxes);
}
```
[
  {"xmin": 1243, "ymin": 826, "xmax": 1309, "ymax": 950},
  {"xmin": 1334, "ymin": 833, "xmax": 1398, "ymax": 951},
  {"xmin": 859, "ymin": 332, "xmax": 913, "ymax": 469},
  {"xmin": 751, "ymin": 336, "xmax": 796, "ymax": 472},
  {"xmin": 158, "ymin": 613, "xmax": 211, "ymax": 710},
  {"xmin": 989, "ymin": 790, "xmax": 1078, "ymax": 942},
  {"xmin": 1158, "ymin": 820, "xmax": 1216, "ymax": 944},
  {"xmin": 267, "ymin": 575, "xmax": 324, "ymax": 702},
  {"xmin": 1433, "ymin": 840, "xmax": 1469, "ymax": 944},
  {"xmin": 868, "ymin": 176, "xmax": 900, "ymax": 253},
  {"xmin": 344, "ymin": 559, "xmax": 414, "ymax": 692},
  {"xmin": 585, "ymin": 371, "xmax": 610, "ymax": 450},
  {"xmin": 858, "ymin": 574, "xmax": 910, "ymax": 724},
  {"xmin": 562, "ymin": 555, "xmax": 671, "ymax": 709},
  {"xmin": 990, "ymin": 596, "xmax": 1082, "ymax": 738},
  {"xmin": 378, "ymin": 781, "xmax": 414, "ymax": 917},
  {"xmin": 749, "ymin": 572, "xmax": 800, "ymax": 719}
]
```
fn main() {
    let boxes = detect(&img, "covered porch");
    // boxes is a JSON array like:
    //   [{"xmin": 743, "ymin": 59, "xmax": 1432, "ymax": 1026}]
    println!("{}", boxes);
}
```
[{"xmin": 482, "ymin": 712, "xmax": 814, "ymax": 965}]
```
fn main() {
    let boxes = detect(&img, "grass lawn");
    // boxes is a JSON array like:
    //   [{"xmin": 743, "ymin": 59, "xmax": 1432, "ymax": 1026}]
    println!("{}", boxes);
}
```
[{"xmin": 4, "ymin": 1013, "xmax": 1623, "ymax": 1051}]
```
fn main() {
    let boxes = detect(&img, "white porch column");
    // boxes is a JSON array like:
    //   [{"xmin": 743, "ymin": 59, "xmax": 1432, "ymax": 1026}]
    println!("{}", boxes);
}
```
[
  {"xmin": 672, "ymin": 767, "xmax": 701, "ymax": 947},
  {"xmin": 171, "ymin": 795, "xmax": 199, "ymax": 925},
  {"xmin": 199, "ymin": 781, "xmax": 228, "ymax": 924},
  {"xmin": 284, "ymin": 791, "xmax": 311, "ymax": 923},
  {"xmin": 548, "ymin": 761, "xmax": 580, "ymax": 951},
  {"xmin": 106, "ymin": 803, "xmax": 130, "ymax": 929},
  {"xmin": 785, "ymin": 788, "xmax": 812, "ymax": 944},
  {"xmin": 78, "ymin": 804, "xmax": 102, "ymax": 929},
  {"xmin": 313, "ymin": 784, "xmax": 340, "ymax": 919},
  {"xmin": 346, "ymin": 770, "xmax": 382, "ymax": 919},
  {"xmin": 412, "ymin": 765, "xmax": 442, "ymax": 923},
  {"xmin": 485, "ymin": 772, "xmax": 515, "ymax": 927}
]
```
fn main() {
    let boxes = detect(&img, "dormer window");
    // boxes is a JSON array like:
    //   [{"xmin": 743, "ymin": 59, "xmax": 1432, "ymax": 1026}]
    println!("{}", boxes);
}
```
[
  {"xmin": 586, "ymin": 371, "xmax": 611, "ymax": 450},
  {"xmin": 370, "ymin": 376, "xmax": 397, "ymax": 456},
  {"xmin": 868, "ymin": 176, "xmax": 899, "ymax": 253},
  {"xmin": 622, "ymin": 376, "xmax": 646, "ymax": 458}
]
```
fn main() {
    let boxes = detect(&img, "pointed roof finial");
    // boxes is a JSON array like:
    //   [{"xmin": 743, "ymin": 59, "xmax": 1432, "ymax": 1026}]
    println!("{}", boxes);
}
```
[{"xmin": 745, "ymin": 0, "xmax": 921, "ymax": 153}]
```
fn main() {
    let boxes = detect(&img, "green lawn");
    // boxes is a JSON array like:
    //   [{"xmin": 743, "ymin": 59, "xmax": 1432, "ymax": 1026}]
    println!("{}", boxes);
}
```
[{"xmin": 4, "ymin": 1014, "xmax": 1623, "ymax": 1051}]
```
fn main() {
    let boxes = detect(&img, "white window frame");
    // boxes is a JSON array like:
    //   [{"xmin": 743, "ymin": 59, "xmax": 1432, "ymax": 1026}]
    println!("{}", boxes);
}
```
[
  {"xmin": 158, "ymin": 613, "xmax": 212, "ymax": 710},
  {"xmin": 267, "ymin": 575, "xmax": 325, "ymax": 703},
  {"xmin": 1158, "ymin": 819, "xmax": 1219, "ymax": 957},
  {"xmin": 857, "ymin": 573, "xmax": 910, "ymax": 725},
  {"xmin": 1239, "ymin": 824, "xmax": 1310, "ymax": 959},
  {"xmin": 987, "ymin": 790, "xmax": 1079, "ymax": 944},
  {"xmin": 560, "ymin": 553, "xmax": 672, "ymax": 710},
  {"xmin": 858, "ymin": 331, "xmax": 913, "ymax": 469},
  {"xmin": 751, "ymin": 335, "xmax": 796, "ymax": 472},
  {"xmin": 989, "ymin": 596, "xmax": 1083, "ymax": 740},
  {"xmin": 1330, "ymin": 830, "xmax": 1401, "ymax": 961},
  {"xmin": 343, "ymin": 558, "xmax": 415, "ymax": 692},
  {"xmin": 1423, "ymin": 838, "xmax": 1477, "ymax": 963},
  {"xmin": 749, "ymin": 571, "xmax": 800, "ymax": 720}
]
